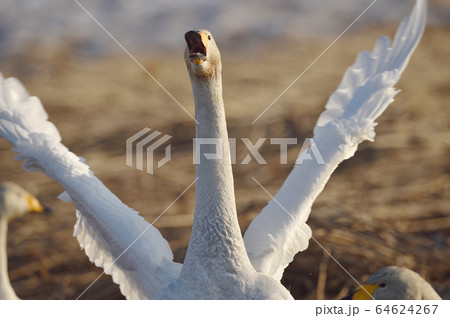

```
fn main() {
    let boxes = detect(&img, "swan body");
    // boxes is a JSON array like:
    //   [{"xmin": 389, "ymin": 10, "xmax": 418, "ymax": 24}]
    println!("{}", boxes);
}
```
[
  {"xmin": 0, "ymin": 0, "xmax": 426, "ymax": 299},
  {"xmin": 0, "ymin": 182, "xmax": 48, "ymax": 300},
  {"xmin": 156, "ymin": 30, "xmax": 291, "ymax": 299},
  {"xmin": 342, "ymin": 266, "xmax": 442, "ymax": 300}
]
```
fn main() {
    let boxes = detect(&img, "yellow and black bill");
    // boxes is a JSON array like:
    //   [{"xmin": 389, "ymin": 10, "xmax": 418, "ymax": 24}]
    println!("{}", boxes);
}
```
[
  {"xmin": 24, "ymin": 192, "xmax": 53, "ymax": 213},
  {"xmin": 341, "ymin": 284, "xmax": 384, "ymax": 300}
]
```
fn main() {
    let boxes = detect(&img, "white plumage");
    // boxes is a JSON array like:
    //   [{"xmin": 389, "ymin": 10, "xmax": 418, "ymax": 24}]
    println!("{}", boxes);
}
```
[
  {"xmin": 244, "ymin": 0, "xmax": 427, "ymax": 281},
  {"xmin": 0, "ymin": 76, "xmax": 182, "ymax": 300},
  {"xmin": 0, "ymin": 0, "xmax": 426, "ymax": 299}
]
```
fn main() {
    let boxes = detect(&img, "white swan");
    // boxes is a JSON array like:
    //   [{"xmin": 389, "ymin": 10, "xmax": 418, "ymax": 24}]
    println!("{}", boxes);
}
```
[
  {"xmin": 0, "ymin": 0, "xmax": 426, "ymax": 299},
  {"xmin": 341, "ymin": 266, "xmax": 442, "ymax": 300},
  {"xmin": 0, "ymin": 182, "xmax": 49, "ymax": 300}
]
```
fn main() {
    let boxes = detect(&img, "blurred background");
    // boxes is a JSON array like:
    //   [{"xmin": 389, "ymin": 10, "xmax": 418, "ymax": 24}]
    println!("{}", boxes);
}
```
[{"xmin": 0, "ymin": 0, "xmax": 448, "ymax": 299}]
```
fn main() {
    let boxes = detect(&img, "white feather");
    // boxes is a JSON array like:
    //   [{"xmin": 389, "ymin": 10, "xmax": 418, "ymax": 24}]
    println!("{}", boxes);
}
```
[
  {"xmin": 244, "ymin": 0, "xmax": 427, "ymax": 280},
  {"xmin": 0, "ymin": 73, "xmax": 181, "ymax": 299}
]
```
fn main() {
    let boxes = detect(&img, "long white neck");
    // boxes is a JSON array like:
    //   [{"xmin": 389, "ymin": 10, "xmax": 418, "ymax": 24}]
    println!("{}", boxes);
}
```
[
  {"xmin": 0, "ymin": 216, "xmax": 19, "ymax": 300},
  {"xmin": 181, "ymin": 70, "xmax": 254, "ymax": 279}
]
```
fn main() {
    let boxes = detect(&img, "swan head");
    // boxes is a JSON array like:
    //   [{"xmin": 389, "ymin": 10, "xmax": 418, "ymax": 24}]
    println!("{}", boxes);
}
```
[
  {"xmin": 0, "ymin": 182, "xmax": 49, "ymax": 222},
  {"xmin": 341, "ymin": 266, "xmax": 441, "ymax": 300},
  {"xmin": 184, "ymin": 29, "xmax": 221, "ymax": 78}
]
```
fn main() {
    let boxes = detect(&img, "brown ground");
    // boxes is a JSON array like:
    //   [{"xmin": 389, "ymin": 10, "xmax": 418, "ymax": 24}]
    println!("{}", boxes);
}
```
[{"xmin": 0, "ymin": 25, "xmax": 449, "ymax": 300}]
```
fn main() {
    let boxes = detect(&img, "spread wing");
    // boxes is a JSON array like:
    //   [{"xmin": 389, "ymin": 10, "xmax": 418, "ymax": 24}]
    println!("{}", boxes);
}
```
[
  {"xmin": 244, "ymin": 0, "xmax": 427, "ymax": 280},
  {"xmin": 0, "ymin": 73, "xmax": 182, "ymax": 299}
]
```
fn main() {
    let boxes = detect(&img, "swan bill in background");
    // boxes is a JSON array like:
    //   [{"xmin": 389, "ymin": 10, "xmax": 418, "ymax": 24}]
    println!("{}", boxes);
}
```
[
  {"xmin": 0, "ymin": 182, "xmax": 51, "ymax": 220},
  {"xmin": 0, "ymin": 182, "xmax": 51, "ymax": 300},
  {"xmin": 341, "ymin": 266, "xmax": 442, "ymax": 300}
]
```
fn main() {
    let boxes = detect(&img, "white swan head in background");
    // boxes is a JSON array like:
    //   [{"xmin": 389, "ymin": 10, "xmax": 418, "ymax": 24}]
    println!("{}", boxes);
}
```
[
  {"xmin": 342, "ymin": 266, "xmax": 442, "ymax": 300},
  {"xmin": 0, "ymin": 182, "xmax": 50, "ymax": 300},
  {"xmin": 0, "ymin": 182, "xmax": 46, "ymax": 221}
]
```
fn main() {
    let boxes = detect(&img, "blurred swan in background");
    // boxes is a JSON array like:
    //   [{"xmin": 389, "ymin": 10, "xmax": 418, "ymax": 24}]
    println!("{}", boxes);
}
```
[
  {"xmin": 0, "ymin": 0, "xmax": 426, "ymax": 299},
  {"xmin": 342, "ymin": 266, "xmax": 442, "ymax": 300},
  {"xmin": 0, "ymin": 182, "xmax": 49, "ymax": 300}
]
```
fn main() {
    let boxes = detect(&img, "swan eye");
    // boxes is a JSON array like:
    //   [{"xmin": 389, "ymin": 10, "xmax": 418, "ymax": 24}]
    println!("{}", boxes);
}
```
[
  {"xmin": 208, "ymin": 35, "xmax": 211, "ymax": 40},
  {"xmin": 379, "ymin": 283, "xmax": 386, "ymax": 288}
]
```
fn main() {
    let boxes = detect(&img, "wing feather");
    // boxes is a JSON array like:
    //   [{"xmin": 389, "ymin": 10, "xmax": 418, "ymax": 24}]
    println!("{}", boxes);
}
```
[
  {"xmin": 244, "ymin": 0, "xmax": 427, "ymax": 280},
  {"xmin": 0, "ymin": 73, "xmax": 181, "ymax": 299}
]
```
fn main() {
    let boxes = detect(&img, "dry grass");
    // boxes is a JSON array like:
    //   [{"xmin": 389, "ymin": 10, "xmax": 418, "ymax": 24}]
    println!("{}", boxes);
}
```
[{"xmin": 0, "ymin": 25, "xmax": 449, "ymax": 300}]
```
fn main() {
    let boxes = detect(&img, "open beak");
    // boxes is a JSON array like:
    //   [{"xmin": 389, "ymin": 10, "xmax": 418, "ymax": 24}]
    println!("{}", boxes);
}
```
[
  {"xmin": 185, "ymin": 30, "xmax": 208, "ymax": 65},
  {"xmin": 24, "ymin": 192, "xmax": 52, "ymax": 213},
  {"xmin": 341, "ymin": 284, "xmax": 380, "ymax": 300}
]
